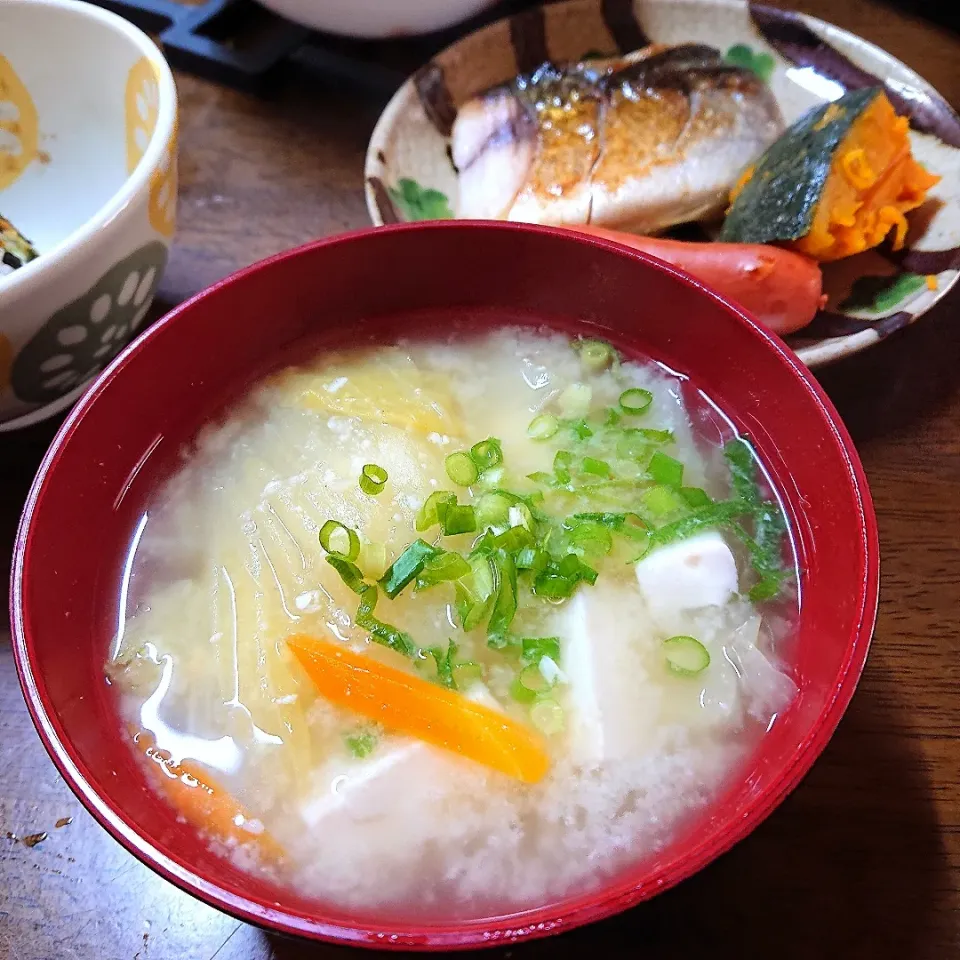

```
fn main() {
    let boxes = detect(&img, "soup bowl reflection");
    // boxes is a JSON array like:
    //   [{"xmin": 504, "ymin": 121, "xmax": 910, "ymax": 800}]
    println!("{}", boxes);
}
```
[{"xmin": 11, "ymin": 221, "xmax": 878, "ymax": 949}]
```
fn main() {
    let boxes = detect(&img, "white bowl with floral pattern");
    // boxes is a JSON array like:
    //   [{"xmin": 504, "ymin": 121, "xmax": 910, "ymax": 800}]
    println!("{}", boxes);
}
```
[{"xmin": 0, "ymin": 0, "xmax": 177, "ymax": 430}]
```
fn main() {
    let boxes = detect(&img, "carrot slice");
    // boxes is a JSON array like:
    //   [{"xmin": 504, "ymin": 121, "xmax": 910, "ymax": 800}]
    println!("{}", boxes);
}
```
[
  {"xmin": 287, "ymin": 634, "xmax": 550, "ymax": 784},
  {"xmin": 135, "ymin": 731, "xmax": 285, "ymax": 863}
]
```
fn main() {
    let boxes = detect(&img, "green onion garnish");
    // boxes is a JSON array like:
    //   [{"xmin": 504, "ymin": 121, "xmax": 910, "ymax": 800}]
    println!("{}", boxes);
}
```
[
  {"xmin": 359, "ymin": 463, "xmax": 388, "ymax": 496},
  {"xmin": 493, "ymin": 524, "xmax": 534, "ymax": 554},
  {"xmin": 426, "ymin": 640, "xmax": 463, "ymax": 689},
  {"xmin": 566, "ymin": 519, "xmax": 613, "ymax": 557},
  {"xmin": 475, "ymin": 491, "xmax": 512, "ymax": 528},
  {"xmin": 567, "ymin": 418, "xmax": 593, "ymax": 441},
  {"xmin": 530, "ymin": 698, "xmax": 565, "ymax": 735},
  {"xmin": 640, "ymin": 484, "xmax": 689, "ymax": 522},
  {"xmin": 516, "ymin": 546, "xmax": 548, "ymax": 576},
  {"xmin": 553, "ymin": 450, "xmax": 574, "ymax": 484},
  {"xmin": 325, "ymin": 556, "xmax": 368, "ymax": 595},
  {"xmin": 648, "ymin": 451, "xmax": 684, "ymax": 488},
  {"xmin": 518, "ymin": 662, "xmax": 550, "ymax": 693},
  {"xmin": 520, "ymin": 636, "xmax": 561, "ymax": 666},
  {"xmin": 345, "ymin": 729, "xmax": 378, "ymax": 759},
  {"xmin": 319, "ymin": 520, "xmax": 360, "ymax": 561},
  {"xmin": 445, "ymin": 451, "xmax": 479, "ymax": 486},
  {"xmin": 527, "ymin": 414, "xmax": 559, "ymax": 440},
  {"xmin": 415, "ymin": 551, "xmax": 471, "ymax": 590},
  {"xmin": 581, "ymin": 456, "xmax": 611, "ymax": 478},
  {"xmin": 358, "ymin": 541, "xmax": 388, "ymax": 578},
  {"xmin": 439, "ymin": 503, "xmax": 477, "ymax": 536},
  {"xmin": 355, "ymin": 585, "xmax": 417, "ymax": 658},
  {"xmin": 680, "ymin": 486, "xmax": 712, "ymax": 508},
  {"xmin": 577, "ymin": 338, "xmax": 617, "ymax": 373},
  {"xmin": 455, "ymin": 554, "xmax": 496, "ymax": 631},
  {"xmin": 486, "ymin": 550, "xmax": 519, "ymax": 647},
  {"xmin": 619, "ymin": 387, "xmax": 653, "ymax": 415},
  {"xmin": 470, "ymin": 437, "xmax": 503, "ymax": 472},
  {"xmin": 416, "ymin": 490, "xmax": 456, "ymax": 531},
  {"xmin": 663, "ymin": 635, "xmax": 711, "ymax": 676},
  {"xmin": 510, "ymin": 674, "xmax": 538, "ymax": 704},
  {"xmin": 379, "ymin": 539, "xmax": 439, "ymax": 599}
]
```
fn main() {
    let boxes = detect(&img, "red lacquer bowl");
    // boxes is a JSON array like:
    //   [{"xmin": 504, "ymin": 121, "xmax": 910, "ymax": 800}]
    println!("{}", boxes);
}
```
[{"xmin": 10, "ymin": 222, "xmax": 879, "ymax": 950}]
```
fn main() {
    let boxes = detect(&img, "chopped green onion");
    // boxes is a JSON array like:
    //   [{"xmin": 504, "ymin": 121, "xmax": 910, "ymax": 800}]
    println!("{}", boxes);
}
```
[
  {"xmin": 566, "ymin": 418, "xmax": 593, "ymax": 441},
  {"xmin": 724, "ymin": 437, "xmax": 760, "ymax": 504},
  {"xmin": 530, "ymin": 699, "xmax": 565, "ymax": 735},
  {"xmin": 553, "ymin": 450, "xmax": 574, "ymax": 484},
  {"xmin": 566, "ymin": 519, "xmax": 613, "ymax": 557},
  {"xmin": 345, "ymin": 729, "xmax": 378, "ymax": 759},
  {"xmin": 426, "ymin": 640, "xmax": 462, "ymax": 689},
  {"xmin": 680, "ymin": 486, "xmax": 712, "ymax": 508},
  {"xmin": 470, "ymin": 437, "xmax": 503, "ymax": 472},
  {"xmin": 640, "ymin": 484, "xmax": 690, "ymax": 522},
  {"xmin": 516, "ymin": 546, "xmax": 548, "ymax": 576},
  {"xmin": 325, "ymin": 556, "xmax": 368, "ymax": 595},
  {"xmin": 559, "ymin": 382, "xmax": 592, "ymax": 418},
  {"xmin": 358, "ymin": 541, "xmax": 388, "ymax": 579},
  {"xmin": 581, "ymin": 456, "xmax": 611, "ymax": 478},
  {"xmin": 319, "ymin": 520, "xmax": 360, "ymax": 561},
  {"xmin": 415, "ymin": 551, "xmax": 471, "ymax": 590},
  {"xmin": 379, "ymin": 539, "xmax": 439, "ymax": 599},
  {"xmin": 453, "ymin": 661, "xmax": 483, "ymax": 688},
  {"xmin": 526, "ymin": 471, "xmax": 556, "ymax": 487},
  {"xmin": 577, "ymin": 338, "xmax": 617, "ymax": 373},
  {"xmin": 510, "ymin": 674, "xmax": 538, "ymax": 704},
  {"xmin": 533, "ymin": 554, "xmax": 597, "ymax": 599},
  {"xmin": 520, "ymin": 636, "xmax": 561, "ymax": 666},
  {"xmin": 572, "ymin": 511, "xmax": 626, "ymax": 529},
  {"xmin": 527, "ymin": 414, "xmax": 560, "ymax": 440},
  {"xmin": 648, "ymin": 451, "xmax": 684, "ymax": 488},
  {"xmin": 649, "ymin": 499, "xmax": 748, "ymax": 546},
  {"xmin": 439, "ymin": 503, "xmax": 477, "ymax": 536},
  {"xmin": 355, "ymin": 586, "xmax": 417, "ymax": 658},
  {"xmin": 663, "ymin": 635, "xmax": 711, "ymax": 676},
  {"xmin": 621, "ymin": 513, "xmax": 649, "ymax": 541},
  {"xmin": 455, "ymin": 554, "xmax": 496, "ymax": 631},
  {"xmin": 604, "ymin": 406, "xmax": 623, "ymax": 427},
  {"xmin": 493, "ymin": 525, "xmax": 534, "ymax": 554},
  {"xmin": 486, "ymin": 550, "xmax": 518, "ymax": 646},
  {"xmin": 359, "ymin": 463, "xmax": 388, "ymax": 495},
  {"xmin": 476, "ymin": 491, "xmax": 512, "ymax": 527},
  {"xmin": 518, "ymin": 663, "xmax": 550, "ymax": 693},
  {"xmin": 619, "ymin": 387, "xmax": 653, "ymax": 415},
  {"xmin": 445, "ymin": 451, "xmax": 479, "ymax": 486},
  {"xmin": 637, "ymin": 428, "xmax": 674, "ymax": 444},
  {"xmin": 416, "ymin": 490, "xmax": 456, "ymax": 531},
  {"xmin": 616, "ymin": 430, "xmax": 651, "ymax": 460}
]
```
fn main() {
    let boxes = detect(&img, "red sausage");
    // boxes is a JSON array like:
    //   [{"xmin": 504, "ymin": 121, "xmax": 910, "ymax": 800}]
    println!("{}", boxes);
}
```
[{"xmin": 570, "ymin": 225, "xmax": 825, "ymax": 335}]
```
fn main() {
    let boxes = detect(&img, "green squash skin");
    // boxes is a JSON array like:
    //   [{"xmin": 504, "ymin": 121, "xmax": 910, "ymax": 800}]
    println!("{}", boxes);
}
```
[{"xmin": 720, "ymin": 87, "xmax": 883, "ymax": 245}]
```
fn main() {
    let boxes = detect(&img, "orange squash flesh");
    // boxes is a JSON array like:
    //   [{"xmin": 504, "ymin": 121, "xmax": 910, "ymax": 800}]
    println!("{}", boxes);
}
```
[
  {"xmin": 135, "ymin": 731, "xmax": 285, "ymax": 862},
  {"xmin": 287, "ymin": 633, "xmax": 550, "ymax": 784},
  {"xmin": 782, "ymin": 94, "xmax": 937, "ymax": 262}
]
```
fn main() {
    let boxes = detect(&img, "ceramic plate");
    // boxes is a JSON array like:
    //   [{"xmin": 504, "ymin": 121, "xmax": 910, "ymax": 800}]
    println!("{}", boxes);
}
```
[{"xmin": 364, "ymin": 0, "xmax": 960, "ymax": 367}]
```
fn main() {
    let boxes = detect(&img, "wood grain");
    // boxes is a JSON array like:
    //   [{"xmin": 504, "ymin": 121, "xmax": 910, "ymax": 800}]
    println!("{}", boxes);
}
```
[{"xmin": 2, "ymin": 1, "xmax": 960, "ymax": 957}]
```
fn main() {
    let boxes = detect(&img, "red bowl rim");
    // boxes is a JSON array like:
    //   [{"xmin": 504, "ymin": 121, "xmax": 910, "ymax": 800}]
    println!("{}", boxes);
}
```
[{"xmin": 9, "ymin": 221, "xmax": 880, "ymax": 950}]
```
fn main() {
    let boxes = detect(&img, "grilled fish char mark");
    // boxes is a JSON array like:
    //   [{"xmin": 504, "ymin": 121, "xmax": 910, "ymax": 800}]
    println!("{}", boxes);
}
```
[{"xmin": 451, "ymin": 43, "xmax": 784, "ymax": 232}]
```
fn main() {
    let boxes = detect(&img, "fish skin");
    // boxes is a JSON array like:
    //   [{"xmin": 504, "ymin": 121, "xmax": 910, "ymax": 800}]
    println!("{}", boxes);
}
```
[{"xmin": 451, "ymin": 44, "xmax": 784, "ymax": 232}]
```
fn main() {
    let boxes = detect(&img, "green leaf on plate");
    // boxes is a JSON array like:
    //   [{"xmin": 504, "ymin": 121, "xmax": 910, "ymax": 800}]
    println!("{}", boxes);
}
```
[
  {"xmin": 388, "ymin": 178, "xmax": 454, "ymax": 221},
  {"xmin": 840, "ymin": 272, "xmax": 927, "ymax": 314},
  {"xmin": 724, "ymin": 44, "xmax": 776, "ymax": 83}
]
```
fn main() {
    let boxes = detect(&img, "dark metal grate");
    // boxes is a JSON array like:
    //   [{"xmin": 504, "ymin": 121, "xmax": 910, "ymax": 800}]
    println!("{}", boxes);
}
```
[{"xmin": 87, "ymin": 0, "xmax": 545, "ymax": 94}]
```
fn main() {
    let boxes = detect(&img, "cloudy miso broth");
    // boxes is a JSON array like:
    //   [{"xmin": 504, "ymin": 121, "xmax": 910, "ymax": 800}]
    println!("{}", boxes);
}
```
[{"xmin": 107, "ymin": 327, "xmax": 798, "ymax": 918}]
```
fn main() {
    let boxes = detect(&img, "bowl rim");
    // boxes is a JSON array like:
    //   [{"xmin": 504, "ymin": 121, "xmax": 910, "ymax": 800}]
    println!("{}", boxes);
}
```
[
  {"xmin": 9, "ymin": 221, "xmax": 881, "ymax": 950},
  {"xmin": 0, "ymin": 0, "xmax": 177, "ymax": 301}
]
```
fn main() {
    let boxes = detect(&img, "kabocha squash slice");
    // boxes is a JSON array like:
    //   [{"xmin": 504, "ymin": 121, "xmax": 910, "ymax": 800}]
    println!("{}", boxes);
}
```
[{"xmin": 720, "ymin": 88, "xmax": 940, "ymax": 262}]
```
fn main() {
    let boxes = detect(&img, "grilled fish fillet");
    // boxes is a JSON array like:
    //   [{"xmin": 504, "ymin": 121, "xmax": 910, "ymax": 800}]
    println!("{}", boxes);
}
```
[{"xmin": 452, "ymin": 44, "xmax": 784, "ymax": 233}]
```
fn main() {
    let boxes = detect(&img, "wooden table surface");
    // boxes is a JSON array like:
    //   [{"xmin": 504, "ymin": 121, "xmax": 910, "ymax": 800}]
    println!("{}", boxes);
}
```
[{"xmin": 2, "ymin": 1, "xmax": 960, "ymax": 957}]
